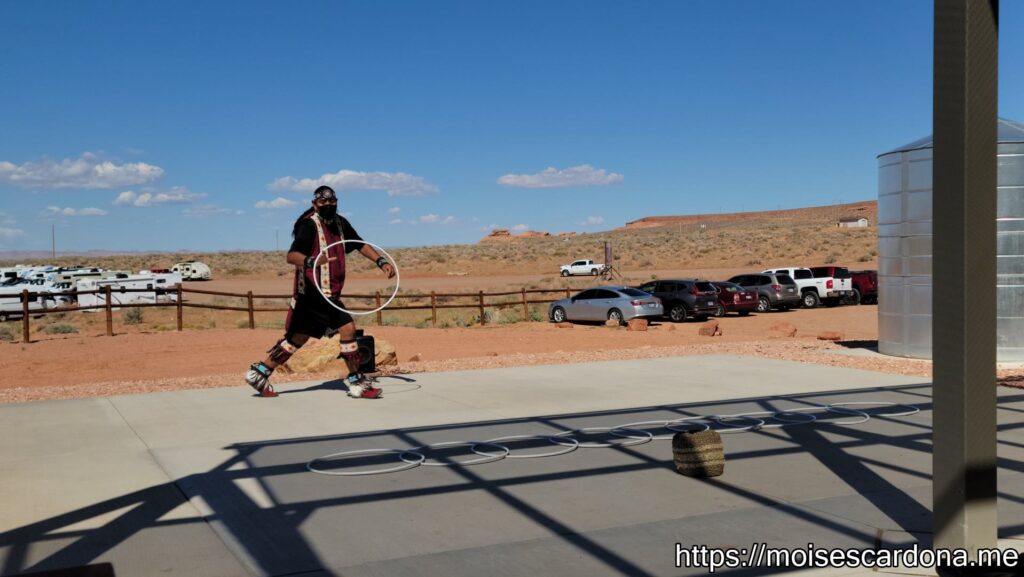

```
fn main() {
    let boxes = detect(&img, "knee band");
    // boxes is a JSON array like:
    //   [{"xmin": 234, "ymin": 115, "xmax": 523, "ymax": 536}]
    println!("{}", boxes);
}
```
[
  {"xmin": 268, "ymin": 338, "xmax": 300, "ymax": 364},
  {"xmin": 338, "ymin": 340, "xmax": 362, "ymax": 364}
]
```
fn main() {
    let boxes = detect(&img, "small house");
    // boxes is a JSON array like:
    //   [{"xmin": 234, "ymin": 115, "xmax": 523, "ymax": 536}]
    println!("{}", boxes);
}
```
[{"xmin": 837, "ymin": 217, "xmax": 869, "ymax": 228}]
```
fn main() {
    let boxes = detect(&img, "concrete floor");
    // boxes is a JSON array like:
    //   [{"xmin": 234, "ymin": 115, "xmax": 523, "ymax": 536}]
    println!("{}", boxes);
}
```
[{"xmin": 1, "ymin": 355, "xmax": 1021, "ymax": 577}]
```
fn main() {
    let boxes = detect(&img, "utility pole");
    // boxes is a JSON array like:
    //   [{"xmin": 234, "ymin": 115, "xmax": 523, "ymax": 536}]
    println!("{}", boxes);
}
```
[
  {"xmin": 275, "ymin": 228, "xmax": 279, "ymax": 252},
  {"xmin": 51, "ymin": 224, "xmax": 55, "ymax": 259}
]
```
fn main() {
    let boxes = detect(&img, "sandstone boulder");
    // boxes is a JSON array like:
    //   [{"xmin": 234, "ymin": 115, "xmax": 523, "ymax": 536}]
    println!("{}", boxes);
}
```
[
  {"xmin": 283, "ymin": 335, "xmax": 397, "ymax": 373},
  {"xmin": 627, "ymin": 318, "xmax": 649, "ymax": 332},
  {"xmin": 769, "ymin": 321, "xmax": 797, "ymax": 338},
  {"xmin": 817, "ymin": 331, "xmax": 845, "ymax": 342},
  {"xmin": 698, "ymin": 319, "xmax": 722, "ymax": 337},
  {"xmin": 555, "ymin": 322, "xmax": 574, "ymax": 329}
]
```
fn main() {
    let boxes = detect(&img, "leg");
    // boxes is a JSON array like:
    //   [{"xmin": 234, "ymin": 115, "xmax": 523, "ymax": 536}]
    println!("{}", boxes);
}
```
[
  {"xmin": 336, "ymin": 321, "xmax": 381, "ymax": 399},
  {"xmin": 244, "ymin": 333, "xmax": 311, "ymax": 397}
]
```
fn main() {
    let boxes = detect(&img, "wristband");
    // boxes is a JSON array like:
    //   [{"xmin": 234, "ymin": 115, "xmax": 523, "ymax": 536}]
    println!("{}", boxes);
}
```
[
  {"xmin": 304, "ymin": 255, "xmax": 317, "ymax": 269},
  {"xmin": 376, "ymin": 257, "xmax": 388, "ymax": 269}
]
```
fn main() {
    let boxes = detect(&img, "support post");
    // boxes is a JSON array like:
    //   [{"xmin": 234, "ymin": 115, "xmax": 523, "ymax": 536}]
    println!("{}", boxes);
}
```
[
  {"xmin": 478, "ymin": 291, "xmax": 485, "ymax": 325},
  {"xmin": 431, "ymin": 291, "xmax": 437, "ymax": 326},
  {"xmin": 521, "ymin": 288, "xmax": 529, "ymax": 321},
  {"xmin": 932, "ymin": 0, "xmax": 999, "ymax": 556},
  {"xmin": 21, "ymin": 290, "xmax": 30, "ymax": 343},
  {"xmin": 376, "ymin": 291, "xmax": 382, "ymax": 325},
  {"xmin": 247, "ymin": 291, "xmax": 255, "ymax": 329},
  {"xmin": 104, "ymin": 285, "xmax": 113, "ymax": 336},
  {"xmin": 176, "ymin": 284, "xmax": 183, "ymax": 331}
]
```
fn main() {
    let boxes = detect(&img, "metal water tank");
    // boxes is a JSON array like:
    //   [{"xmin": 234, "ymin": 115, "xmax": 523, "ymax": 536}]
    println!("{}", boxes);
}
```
[{"xmin": 877, "ymin": 118, "xmax": 1024, "ymax": 360}]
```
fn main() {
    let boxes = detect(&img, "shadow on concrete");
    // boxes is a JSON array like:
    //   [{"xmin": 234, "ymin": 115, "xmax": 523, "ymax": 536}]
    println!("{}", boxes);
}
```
[{"xmin": 3, "ymin": 385, "xmax": 1023, "ymax": 577}]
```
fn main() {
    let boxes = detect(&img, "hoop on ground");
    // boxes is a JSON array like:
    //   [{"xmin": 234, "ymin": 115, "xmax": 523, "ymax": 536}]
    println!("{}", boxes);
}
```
[
  {"xmin": 827, "ymin": 401, "xmax": 920, "ymax": 418},
  {"xmin": 549, "ymin": 427, "xmax": 653, "ymax": 448},
  {"xmin": 722, "ymin": 410, "xmax": 816, "ymax": 429},
  {"xmin": 399, "ymin": 441, "xmax": 509, "ymax": 467},
  {"xmin": 312, "ymin": 239, "xmax": 400, "ymax": 316},
  {"xmin": 786, "ymin": 403, "xmax": 868, "ymax": 426},
  {"xmin": 477, "ymin": 435, "xmax": 580, "ymax": 459},
  {"xmin": 307, "ymin": 448, "xmax": 424, "ymax": 476},
  {"xmin": 710, "ymin": 415, "xmax": 765, "ymax": 433}
]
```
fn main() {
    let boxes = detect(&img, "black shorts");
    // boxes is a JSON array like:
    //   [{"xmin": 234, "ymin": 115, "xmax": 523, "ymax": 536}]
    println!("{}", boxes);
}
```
[{"xmin": 285, "ymin": 293, "xmax": 355, "ymax": 339}]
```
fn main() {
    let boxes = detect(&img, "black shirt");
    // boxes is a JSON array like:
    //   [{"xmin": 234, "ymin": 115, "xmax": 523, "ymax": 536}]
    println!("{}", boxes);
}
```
[{"xmin": 289, "ymin": 216, "xmax": 364, "ymax": 256}]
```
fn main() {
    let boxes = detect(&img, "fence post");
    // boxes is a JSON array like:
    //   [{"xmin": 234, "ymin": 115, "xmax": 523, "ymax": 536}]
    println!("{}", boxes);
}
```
[
  {"xmin": 376, "ymin": 291, "xmax": 382, "ymax": 325},
  {"xmin": 104, "ymin": 285, "xmax": 113, "ymax": 337},
  {"xmin": 521, "ymin": 288, "xmax": 529, "ymax": 321},
  {"xmin": 565, "ymin": 288, "xmax": 571, "ymax": 298},
  {"xmin": 176, "ymin": 284, "xmax": 183, "ymax": 331},
  {"xmin": 431, "ymin": 291, "xmax": 437, "ymax": 326},
  {"xmin": 247, "ymin": 291, "xmax": 255, "ymax": 329},
  {"xmin": 21, "ymin": 290, "xmax": 30, "ymax": 343},
  {"xmin": 478, "ymin": 291, "xmax": 485, "ymax": 325}
]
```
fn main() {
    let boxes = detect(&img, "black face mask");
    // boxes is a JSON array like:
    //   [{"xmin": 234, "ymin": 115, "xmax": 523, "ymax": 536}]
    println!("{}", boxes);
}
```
[{"xmin": 316, "ymin": 205, "xmax": 337, "ymax": 219}]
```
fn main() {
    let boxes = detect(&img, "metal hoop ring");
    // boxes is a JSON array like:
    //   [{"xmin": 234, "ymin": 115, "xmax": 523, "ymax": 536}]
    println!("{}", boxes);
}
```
[
  {"xmin": 711, "ymin": 415, "xmax": 766, "ymax": 433},
  {"xmin": 477, "ymin": 435, "xmax": 580, "ymax": 459},
  {"xmin": 820, "ymin": 405, "xmax": 872, "ymax": 425},
  {"xmin": 549, "ymin": 427, "xmax": 653, "ymax": 448},
  {"xmin": 827, "ymin": 401, "xmax": 920, "ymax": 418},
  {"xmin": 307, "ymin": 448, "xmax": 424, "ymax": 476},
  {"xmin": 313, "ymin": 239, "xmax": 400, "ymax": 316},
  {"xmin": 400, "ymin": 441, "xmax": 510, "ymax": 467},
  {"xmin": 617, "ymin": 418, "xmax": 711, "ymax": 439}
]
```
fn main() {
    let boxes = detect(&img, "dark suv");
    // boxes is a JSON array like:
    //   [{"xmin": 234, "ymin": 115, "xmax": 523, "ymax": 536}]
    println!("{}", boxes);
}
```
[
  {"xmin": 636, "ymin": 278, "xmax": 718, "ymax": 322},
  {"xmin": 726, "ymin": 273, "xmax": 801, "ymax": 312}
]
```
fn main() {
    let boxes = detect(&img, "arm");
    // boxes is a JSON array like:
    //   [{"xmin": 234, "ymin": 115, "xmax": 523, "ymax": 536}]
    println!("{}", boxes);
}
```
[{"xmin": 359, "ymin": 244, "xmax": 396, "ymax": 279}]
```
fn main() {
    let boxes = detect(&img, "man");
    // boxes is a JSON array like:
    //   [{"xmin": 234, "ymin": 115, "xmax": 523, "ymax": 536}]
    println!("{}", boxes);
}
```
[{"xmin": 244, "ymin": 185, "xmax": 396, "ymax": 398}]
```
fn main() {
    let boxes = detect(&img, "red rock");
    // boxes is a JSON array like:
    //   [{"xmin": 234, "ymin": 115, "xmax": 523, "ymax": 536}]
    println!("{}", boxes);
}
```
[
  {"xmin": 769, "ymin": 321, "xmax": 797, "ymax": 338},
  {"xmin": 555, "ymin": 322, "xmax": 574, "ymax": 329},
  {"xmin": 698, "ymin": 319, "xmax": 722, "ymax": 337},
  {"xmin": 817, "ymin": 331, "xmax": 845, "ymax": 341},
  {"xmin": 627, "ymin": 318, "xmax": 649, "ymax": 332}
]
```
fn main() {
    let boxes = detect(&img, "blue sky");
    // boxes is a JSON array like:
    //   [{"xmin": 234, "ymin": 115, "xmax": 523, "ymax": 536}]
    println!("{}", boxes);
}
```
[{"xmin": 1, "ymin": 1, "xmax": 1022, "ymax": 252}]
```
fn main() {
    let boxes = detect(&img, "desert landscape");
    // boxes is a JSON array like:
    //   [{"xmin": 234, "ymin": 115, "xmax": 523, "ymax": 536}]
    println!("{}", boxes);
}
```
[{"xmin": 7, "ymin": 199, "xmax": 1006, "ymax": 405}]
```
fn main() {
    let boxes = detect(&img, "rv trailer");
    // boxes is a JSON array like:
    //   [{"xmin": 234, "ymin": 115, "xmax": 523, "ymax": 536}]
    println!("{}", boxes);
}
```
[{"xmin": 77, "ymin": 273, "xmax": 182, "ymax": 309}]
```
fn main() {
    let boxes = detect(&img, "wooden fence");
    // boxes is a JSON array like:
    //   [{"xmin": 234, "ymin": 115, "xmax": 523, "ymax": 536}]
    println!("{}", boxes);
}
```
[{"xmin": 3, "ymin": 284, "xmax": 575, "ymax": 342}]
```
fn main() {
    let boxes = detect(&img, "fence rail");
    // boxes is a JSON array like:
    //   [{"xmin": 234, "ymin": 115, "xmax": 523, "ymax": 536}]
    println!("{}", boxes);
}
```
[{"xmin": 2, "ymin": 284, "xmax": 574, "ymax": 342}]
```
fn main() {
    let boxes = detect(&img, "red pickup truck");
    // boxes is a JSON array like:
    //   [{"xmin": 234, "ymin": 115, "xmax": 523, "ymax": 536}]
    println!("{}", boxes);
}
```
[{"xmin": 848, "ymin": 270, "xmax": 878, "ymax": 305}]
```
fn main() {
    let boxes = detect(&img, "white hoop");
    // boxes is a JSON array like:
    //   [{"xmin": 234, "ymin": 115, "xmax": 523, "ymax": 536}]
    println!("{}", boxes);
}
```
[
  {"xmin": 710, "ymin": 415, "xmax": 766, "ymax": 433},
  {"xmin": 827, "ymin": 401, "xmax": 921, "ymax": 418},
  {"xmin": 549, "ymin": 427, "xmax": 653, "ymax": 448},
  {"xmin": 312, "ymin": 239, "xmax": 400, "ymax": 316},
  {"xmin": 477, "ymin": 435, "xmax": 580, "ymax": 459},
  {"xmin": 399, "ymin": 441, "xmax": 510, "ymax": 467},
  {"xmin": 307, "ymin": 448, "xmax": 424, "ymax": 476}
]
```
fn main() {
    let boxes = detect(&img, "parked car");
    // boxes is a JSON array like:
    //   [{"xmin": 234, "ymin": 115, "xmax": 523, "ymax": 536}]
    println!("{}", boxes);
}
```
[
  {"xmin": 809, "ymin": 266, "xmax": 854, "ymax": 306},
  {"xmin": 559, "ymin": 259, "xmax": 607, "ymax": 277},
  {"xmin": 727, "ymin": 273, "xmax": 801, "ymax": 312},
  {"xmin": 761, "ymin": 266, "xmax": 834, "ymax": 308},
  {"xmin": 549, "ymin": 286, "xmax": 662, "ymax": 325},
  {"xmin": 709, "ymin": 281, "xmax": 758, "ymax": 317},
  {"xmin": 848, "ymin": 269, "xmax": 878, "ymax": 305},
  {"xmin": 635, "ymin": 279, "xmax": 718, "ymax": 322}
]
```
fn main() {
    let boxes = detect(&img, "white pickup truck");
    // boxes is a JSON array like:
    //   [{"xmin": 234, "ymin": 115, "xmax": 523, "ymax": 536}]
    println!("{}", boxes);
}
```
[
  {"xmin": 560, "ymin": 259, "xmax": 607, "ymax": 277},
  {"xmin": 762, "ymin": 266, "xmax": 853, "ymax": 308}
]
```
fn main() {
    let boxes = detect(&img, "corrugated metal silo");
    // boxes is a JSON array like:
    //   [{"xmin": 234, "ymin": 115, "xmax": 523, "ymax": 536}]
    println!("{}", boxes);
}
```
[{"xmin": 877, "ymin": 118, "xmax": 1024, "ymax": 360}]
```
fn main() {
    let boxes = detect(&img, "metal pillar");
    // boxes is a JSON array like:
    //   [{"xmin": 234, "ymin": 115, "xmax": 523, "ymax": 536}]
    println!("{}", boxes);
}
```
[{"xmin": 932, "ymin": 0, "xmax": 998, "ymax": 556}]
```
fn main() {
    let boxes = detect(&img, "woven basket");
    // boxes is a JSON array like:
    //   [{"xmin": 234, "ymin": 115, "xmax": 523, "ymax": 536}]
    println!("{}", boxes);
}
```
[{"xmin": 672, "ymin": 429, "xmax": 724, "ymax": 477}]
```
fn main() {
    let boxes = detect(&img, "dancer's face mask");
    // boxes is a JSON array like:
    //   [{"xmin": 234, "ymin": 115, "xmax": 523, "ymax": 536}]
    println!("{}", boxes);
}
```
[{"xmin": 316, "ymin": 203, "xmax": 337, "ymax": 219}]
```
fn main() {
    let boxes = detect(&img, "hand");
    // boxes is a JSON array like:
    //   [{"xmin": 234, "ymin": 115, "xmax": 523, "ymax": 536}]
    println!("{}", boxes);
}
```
[{"xmin": 381, "ymin": 263, "xmax": 396, "ymax": 279}]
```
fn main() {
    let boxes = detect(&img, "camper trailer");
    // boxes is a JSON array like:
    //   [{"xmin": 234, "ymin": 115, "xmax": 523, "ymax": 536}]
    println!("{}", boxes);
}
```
[
  {"xmin": 172, "ymin": 261, "xmax": 212, "ymax": 281},
  {"xmin": 77, "ymin": 272, "xmax": 182, "ymax": 309},
  {"xmin": 0, "ymin": 278, "xmax": 56, "ymax": 321}
]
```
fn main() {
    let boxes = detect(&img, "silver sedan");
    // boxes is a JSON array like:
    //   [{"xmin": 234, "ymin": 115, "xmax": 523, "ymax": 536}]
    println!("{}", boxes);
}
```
[{"xmin": 549, "ymin": 286, "xmax": 663, "ymax": 325}]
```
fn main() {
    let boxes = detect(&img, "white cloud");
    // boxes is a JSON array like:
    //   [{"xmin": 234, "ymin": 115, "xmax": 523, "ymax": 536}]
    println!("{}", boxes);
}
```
[
  {"xmin": 497, "ymin": 164, "xmax": 623, "ymax": 189},
  {"xmin": 512, "ymin": 224, "xmax": 529, "ymax": 232},
  {"xmin": 255, "ymin": 197, "xmax": 296, "ymax": 209},
  {"xmin": 388, "ymin": 206, "xmax": 401, "ymax": 214},
  {"xmin": 389, "ymin": 218, "xmax": 403, "ymax": 225},
  {"xmin": 415, "ymin": 214, "xmax": 458, "ymax": 225},
  {"xmin": 580, "ymin": 216, "xmax": 605, "ymax": 226},
  {"xmin": 480, "ymin": 223, "xmax": 498, "ymax": 232},
  {"xmin": 183, "ymin": 204, "xmax": 244, "ymax": 218},
  {"xmin": 270, "ymin": 169, "xmax": 438, "ymax": 196},
  {"xmin": 44, "ymin": 206, "xmax": 108, "ymax": 217},
  {"xmin": 419, "ymin": 214, "xmax": 439, "ymax": 223},
  {"xmin": 0, "ymin": 227, "xmax": 23, "ymax": 239},
  {"xmin": 0, "ymin": 152, "xmax": 164, "ymax": 189},
  {"xmin": 114, "ymin": 187, "xmax": 204, "ymax": 207},
  {"xmin": 441, "ymin": 216, "xmax": 457, "ymax": 225}
]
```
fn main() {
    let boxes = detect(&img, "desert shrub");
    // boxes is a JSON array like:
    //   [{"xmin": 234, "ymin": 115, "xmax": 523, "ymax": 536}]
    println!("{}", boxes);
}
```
[
  {"xmin": 123, "ymin": 308, "xmax": 144, "ymax": 325},
  {"xmin": 381, "ymin": 316, "xmax": 401, "ymax": 326},
  {"xmin": 227, "ymin": 267, "xmax": 250, "ymax": 276},
  {"xmin": 745, "ymin": 259, "xmax": 762, "ymax": 266},
  {"xmin": 43, "ymin": 323, "xmax": 78, "ymax": 334},
  {"xmin": 0, "ymin": 326, "xmax": 13, "ymax": 341},
  {"xmin": 825, "ymin": 253, "xmax": 838, "ymax": 264},
  {"xmin": 857, "ymin": 254, "xmax": 872, "ymax": 262}
]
